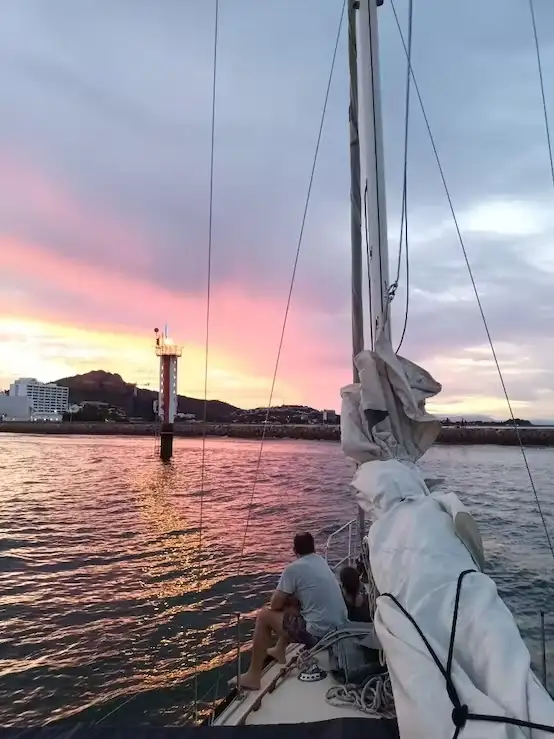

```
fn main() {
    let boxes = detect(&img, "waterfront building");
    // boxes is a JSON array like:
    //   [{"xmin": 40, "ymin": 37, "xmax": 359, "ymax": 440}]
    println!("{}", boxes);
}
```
[
  {"xmin": 9, "ymin": 378, "xmax": 69, "ymax": 413},
  {"xmin": 0, "ymin": 395, "xmax": 33, "ymax": 421}
]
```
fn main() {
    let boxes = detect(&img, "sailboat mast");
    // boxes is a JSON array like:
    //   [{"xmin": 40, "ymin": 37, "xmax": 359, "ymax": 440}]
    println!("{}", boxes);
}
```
[
  {"xmin": 348, "ymin": 0, "xmax": 364, "ymax": 382},
  {"xmin": 355, "ymin": 0, "xmax": 390, "ymax": 347}
]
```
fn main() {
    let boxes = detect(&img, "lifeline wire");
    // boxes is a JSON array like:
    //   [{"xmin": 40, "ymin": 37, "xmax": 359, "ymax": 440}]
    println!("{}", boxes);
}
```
[
  {"xmin": 235, "ymin": 0, "xmax": 347, "ymax": 577},
  {"xmin": 390, "ymin": 0, "xmax": 554, "ymax": 564}
]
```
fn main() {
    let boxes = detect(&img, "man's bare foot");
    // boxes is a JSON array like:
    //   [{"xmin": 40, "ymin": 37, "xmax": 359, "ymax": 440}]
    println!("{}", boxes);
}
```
[
  {"xmin": 267, "ymin": 646, "xmax": 286, "ymax": 664},
  {"xmin": 228, "ymin": 672, "xmax": 261, "ymax": 691}
]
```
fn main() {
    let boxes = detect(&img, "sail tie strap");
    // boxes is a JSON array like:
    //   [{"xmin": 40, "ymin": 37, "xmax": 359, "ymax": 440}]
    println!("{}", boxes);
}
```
[{"xmin": 382, "ymin": 569, "xmax": 554, "ymax": 738}]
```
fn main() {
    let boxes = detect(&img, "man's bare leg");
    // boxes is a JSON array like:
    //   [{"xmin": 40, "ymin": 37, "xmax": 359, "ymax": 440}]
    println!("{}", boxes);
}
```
[
  {"xmin": 267, "ymin": 602, "xmax": 297, "ymax": 663},
  {"xmin": 235, "ymin": 607, "xmax": 285, "ymax": 690},
  {"xmin": 267, "ymin": 633, "xmax": 288, "ymax": 664}
]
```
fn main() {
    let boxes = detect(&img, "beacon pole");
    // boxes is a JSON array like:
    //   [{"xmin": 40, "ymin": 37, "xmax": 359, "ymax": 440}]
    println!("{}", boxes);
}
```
[{"xmin": 154, "ymin": 327, "xmax": 182, "ymax": 461}]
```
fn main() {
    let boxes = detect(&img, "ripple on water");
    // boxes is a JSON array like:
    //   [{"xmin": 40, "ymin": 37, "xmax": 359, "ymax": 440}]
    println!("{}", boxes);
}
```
[{"xmin": 1, "ymin": 435, "xmax": 554, "ymax": 726}]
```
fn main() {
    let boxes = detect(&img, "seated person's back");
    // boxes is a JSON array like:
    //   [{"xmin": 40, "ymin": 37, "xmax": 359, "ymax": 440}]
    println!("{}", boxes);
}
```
[{"xmin": 277, "ymin": 534, "xmax": 347, "ymax": 638}]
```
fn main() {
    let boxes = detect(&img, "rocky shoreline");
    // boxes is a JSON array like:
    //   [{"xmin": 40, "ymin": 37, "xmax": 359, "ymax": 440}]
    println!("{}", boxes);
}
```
[{"xmin": 1, "ymin": 421, "xmax": 554, "ymax": 446}]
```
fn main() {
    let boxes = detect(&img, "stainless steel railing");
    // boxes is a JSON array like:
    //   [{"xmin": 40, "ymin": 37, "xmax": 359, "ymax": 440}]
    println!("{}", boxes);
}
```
[{"xmin": 324, "ymin": 518, "xmax": 359, "ymax": 573}]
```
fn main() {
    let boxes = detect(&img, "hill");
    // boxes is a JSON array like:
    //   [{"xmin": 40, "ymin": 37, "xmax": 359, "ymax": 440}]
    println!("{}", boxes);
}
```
[{"xmin": 55, "ymin": 370, "xmax": 239, "ymax": 421}]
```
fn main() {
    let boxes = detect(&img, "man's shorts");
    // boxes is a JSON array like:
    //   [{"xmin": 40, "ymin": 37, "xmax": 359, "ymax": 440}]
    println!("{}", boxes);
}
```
[{"xmin": 282, "ymin": 611, "xmax": 317, "ymax": 648}]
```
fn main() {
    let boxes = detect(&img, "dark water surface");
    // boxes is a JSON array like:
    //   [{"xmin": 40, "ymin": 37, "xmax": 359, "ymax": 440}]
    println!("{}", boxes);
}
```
[{"xmin": 1, "ymin": 434, "xmax": 554, "ymax": 726}]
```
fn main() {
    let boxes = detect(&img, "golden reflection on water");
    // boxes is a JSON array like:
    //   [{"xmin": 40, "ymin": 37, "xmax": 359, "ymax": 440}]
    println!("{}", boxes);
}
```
[{"xmin": 134, "ymin": 462, "xmax": 199, "ymax": 601}]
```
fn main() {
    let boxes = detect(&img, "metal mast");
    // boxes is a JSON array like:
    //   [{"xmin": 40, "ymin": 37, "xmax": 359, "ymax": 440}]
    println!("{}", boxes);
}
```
[
  {"xmin": 348, "ymin": 0, "xmax": 364, "ymax": 382},
  {"xmin": 349, "ymin": 0, "xmax": 389, "ymax": 546},
  {"xmin": 355, "ymin": 0, "xmax": 390, "ymax": 347}
]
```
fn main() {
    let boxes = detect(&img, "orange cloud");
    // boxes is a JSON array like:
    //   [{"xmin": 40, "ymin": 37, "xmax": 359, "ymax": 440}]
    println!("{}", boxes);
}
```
[
  {"xmin": 0, "ymin": 144, "xmax": 349, "ymax": 410},
  {"xmin": 0, "ymin": 314, "xmax": 299, "ymax": 408},
  {"xmin": 3, "ymin": 229, "xmax": 548, "ymax": 415},
  {"xmin": 0, "ymin": 232, "xmax": 350, "ymax": 408}
]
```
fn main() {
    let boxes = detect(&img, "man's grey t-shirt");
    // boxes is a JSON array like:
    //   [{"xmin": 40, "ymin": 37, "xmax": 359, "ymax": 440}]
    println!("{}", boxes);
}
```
[{"xmin": 277, "ymin": 553, "xmax": 347, "ymax": 637}]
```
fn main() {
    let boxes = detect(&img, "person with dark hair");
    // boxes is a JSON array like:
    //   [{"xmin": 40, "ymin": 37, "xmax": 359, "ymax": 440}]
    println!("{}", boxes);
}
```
[
  {"xmin": 231, "ymin": 531, "xmax": 347, "ymax": 690},
  {"xmin": 340, "ymin": 565, "xmax": 371, "ymax": 622},
  {"xmin": 292, "ymin": 531, "xmax": 315, "ymax": 556}
]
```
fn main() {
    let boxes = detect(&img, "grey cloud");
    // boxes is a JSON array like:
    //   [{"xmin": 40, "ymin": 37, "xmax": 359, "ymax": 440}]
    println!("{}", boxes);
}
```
[
  {"xmin": 391, "ymin": 229, "xmax": 554, "ymax": 374},
  {"xmin": 0, "ymin": 0, "xmax": 351, "ymax": 302},
  {"xmin": 1, "ymin": 0, "xmax": 554, "ymax": 394}
]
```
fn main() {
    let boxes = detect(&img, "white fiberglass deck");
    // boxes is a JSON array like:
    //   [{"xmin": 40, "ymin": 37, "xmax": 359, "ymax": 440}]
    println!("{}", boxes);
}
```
[{"xmin": 214, "ymin": 645, "xmax": 377, "ymax": 726}]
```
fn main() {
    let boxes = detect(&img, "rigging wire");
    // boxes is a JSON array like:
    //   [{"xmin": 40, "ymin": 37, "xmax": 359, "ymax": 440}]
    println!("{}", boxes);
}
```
[
  {"xmin": 195, "ymin": 0, "xmax": 219, "ymax": 720},
  {"xmin": 389, "ymin": 0, "xmax": 554, "ymax": 565},
  {"xmin": 235, "ymin": 0, "xmax": 347, "ymax": 577},
  {"xmin": 199, "ymin": 0, "xmax": 218, "ymax": 592},
  {"xmin": 363, "ymin": 184, "xmax": 374, "ymax": 350},
  {"xmin": 393, "ymin": 0, "xmax": 413, "ymax": 354},
  {"xmin": 528, "ymin": 0, "xmax": 554, "ymax": 191}
]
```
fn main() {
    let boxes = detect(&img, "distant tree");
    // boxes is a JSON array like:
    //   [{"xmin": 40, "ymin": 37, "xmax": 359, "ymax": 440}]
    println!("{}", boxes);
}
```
[
  {"xmin": 74, "ymin": 406, "xmax": 108, "ymax": 422},
  {"xmin": 506, "ymin": 418, "xmax": 532, "ymax": 427}
]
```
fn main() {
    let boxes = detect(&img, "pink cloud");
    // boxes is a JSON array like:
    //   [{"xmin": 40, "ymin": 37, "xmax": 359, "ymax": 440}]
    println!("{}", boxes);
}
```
[
  {"xmin": 0, "ymin": 149, "xmax": 350, "ymax": 408},
  {"xmin": 0, "ymin": 150, "xmax": 154, "ymax": 272},
  {"xmin": 1, "ymin": 235, "xmax": 349, "ymax": 408}
]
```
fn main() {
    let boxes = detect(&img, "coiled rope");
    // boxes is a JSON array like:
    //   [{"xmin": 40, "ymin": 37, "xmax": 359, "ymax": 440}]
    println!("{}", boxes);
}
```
[
  {"xmin": 294, "ymin": 626, "xmax": 395, "ymax": 720},
  {"xmin": 326, "ymin": 672, "xmax": 395, "ymax": 718}
]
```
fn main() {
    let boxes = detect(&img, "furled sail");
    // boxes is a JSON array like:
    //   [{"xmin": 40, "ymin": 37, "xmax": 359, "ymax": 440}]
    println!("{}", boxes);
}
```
[
  {"xmin": 341, "ymin": 331, "xmax": 441, "ymax": 465},
  {"xmin": 340, "ymin": 335, "xmax": 554, "ymax": 738}
]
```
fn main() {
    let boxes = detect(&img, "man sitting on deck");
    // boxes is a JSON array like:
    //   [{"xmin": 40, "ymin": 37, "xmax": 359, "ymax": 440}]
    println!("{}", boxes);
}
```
[{"xmin": 234, "ymin": 532, "xmax": 347, "ymax": 690}]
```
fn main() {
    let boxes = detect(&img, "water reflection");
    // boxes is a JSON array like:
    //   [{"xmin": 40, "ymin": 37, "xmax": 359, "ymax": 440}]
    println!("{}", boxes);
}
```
[{"xmin": 1, "ymin": 434, "xmax": 554, "ymax": 725}]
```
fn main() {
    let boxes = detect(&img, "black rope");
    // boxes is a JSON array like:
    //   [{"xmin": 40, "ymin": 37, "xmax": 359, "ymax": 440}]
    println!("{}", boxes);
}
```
[{"xmin": 382, "ymin": 570, "xmax": 554, "ymax": 738}]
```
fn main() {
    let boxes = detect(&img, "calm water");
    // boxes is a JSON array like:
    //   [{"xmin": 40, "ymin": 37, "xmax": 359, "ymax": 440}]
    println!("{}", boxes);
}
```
[{"xmin": 1, "ymin": 434, "xmax": 554, "ymax": 727}]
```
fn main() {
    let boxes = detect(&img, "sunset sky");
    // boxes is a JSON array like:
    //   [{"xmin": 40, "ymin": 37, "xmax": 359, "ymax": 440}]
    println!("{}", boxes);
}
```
[{"xmin": 1, "ymin": 0, "xmax": 554, "ymax": 418}]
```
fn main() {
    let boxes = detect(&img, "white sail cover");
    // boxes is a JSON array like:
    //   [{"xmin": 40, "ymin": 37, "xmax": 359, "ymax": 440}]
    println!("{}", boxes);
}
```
[{"xmin": 341, "ymin": 335, "xmax": 554, "ymax": 738}]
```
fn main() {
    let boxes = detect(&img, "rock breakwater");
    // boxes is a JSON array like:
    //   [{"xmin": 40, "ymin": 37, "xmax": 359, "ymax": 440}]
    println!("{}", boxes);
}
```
[{"xmin": 1, "ymin": 422, "xmax": 554, "ymax": 445}]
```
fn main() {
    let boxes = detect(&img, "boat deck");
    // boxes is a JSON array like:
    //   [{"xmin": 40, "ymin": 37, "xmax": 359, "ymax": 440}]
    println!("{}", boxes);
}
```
[{"xmin": 213, "ymin": 645, "xmax": 398, "ymax": 736}]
